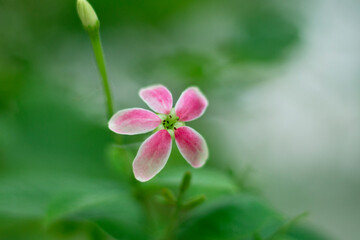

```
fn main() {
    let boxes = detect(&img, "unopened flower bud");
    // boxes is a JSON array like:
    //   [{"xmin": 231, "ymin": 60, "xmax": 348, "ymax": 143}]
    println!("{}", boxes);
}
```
[
  {"xmin": 180, "ymin": 171, "xmax": 192, "ymax": 193},
  {"xmin": 77, "ymin": 0, "xmax": 99, "ymax": 31}
]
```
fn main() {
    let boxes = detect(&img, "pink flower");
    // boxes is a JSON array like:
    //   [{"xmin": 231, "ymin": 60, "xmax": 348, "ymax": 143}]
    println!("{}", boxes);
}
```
[{"xmin": 108, "ymin": 85, "xmax": 209, "ymax": 182}]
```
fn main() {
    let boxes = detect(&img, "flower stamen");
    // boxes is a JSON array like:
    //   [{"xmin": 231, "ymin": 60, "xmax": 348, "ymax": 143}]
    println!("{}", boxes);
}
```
[{"xmin": 159, "ymin": 109, "xmax": 184, "ymax": 132}]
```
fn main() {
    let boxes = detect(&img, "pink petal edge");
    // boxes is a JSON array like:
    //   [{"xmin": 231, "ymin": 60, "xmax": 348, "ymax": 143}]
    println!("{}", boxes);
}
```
[
  {"xmin": 175, "ymin": 87, "xmax": 208, "ymax": 122},
  {"xmin": 108, "ymin": 108, "xmax": 161, "ymax": 135},
  {"xmin": 139, "ymin": 85, "xmax": 173, "ymax": 114},
  {"xmin": 174, "ymin": 126, "xmax": 209, "ymax": 168},
  {"xmin": 133, "ymin": 129, "xmax": 172, "ymax": 182}
]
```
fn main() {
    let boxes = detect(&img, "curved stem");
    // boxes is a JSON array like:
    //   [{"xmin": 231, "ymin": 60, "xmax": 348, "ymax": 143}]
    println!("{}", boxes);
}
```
[{"xmin": 88, "ymin": 30, "xmax": 114, "ymax": 120}]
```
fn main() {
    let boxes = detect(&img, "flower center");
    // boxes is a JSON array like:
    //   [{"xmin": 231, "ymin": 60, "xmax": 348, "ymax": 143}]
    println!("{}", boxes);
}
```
[
  {"xmin": 162, "ymin": 113, "xmax": 179, "ymax": 130},
  {"xmin": 157, "ymin": 108, "xmax": 185, "ymax": 132}
]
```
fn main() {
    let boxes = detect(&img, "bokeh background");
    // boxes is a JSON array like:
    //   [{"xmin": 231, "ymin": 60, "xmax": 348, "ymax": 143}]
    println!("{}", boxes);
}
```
[{"xmin": 1, "ymin": 0, "xmax": 359, "ymax": 239}]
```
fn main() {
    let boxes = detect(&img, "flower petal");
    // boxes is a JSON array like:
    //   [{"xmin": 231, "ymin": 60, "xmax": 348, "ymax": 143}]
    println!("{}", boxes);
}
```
[
  {"xmin": 175, "ymin": 87, "xmax": 208, "ymax": 122},
  {"xmin": 174, "ymin": 126, "xmax": 208, "ymax": 168},
  {"xmin": 139, "ymin": 85, "xmax": 173, "ymax": 114},
  {"xmin": 108, "ymin": 108, "xmax": 161, "ymax": 135},
  {"xmin": 133, "ymin": 129, "xmax": 172, "ymax": 182}
]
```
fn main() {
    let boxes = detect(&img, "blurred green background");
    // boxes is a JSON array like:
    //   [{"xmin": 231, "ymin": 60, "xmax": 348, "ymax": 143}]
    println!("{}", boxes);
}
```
[{"xmin": 1, "ymin": 0, "xmax": 359, "ymax": 239}]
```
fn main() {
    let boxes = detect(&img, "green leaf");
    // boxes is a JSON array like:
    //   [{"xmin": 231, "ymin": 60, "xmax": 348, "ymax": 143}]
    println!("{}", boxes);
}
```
[
  {"xmin": 142, "ymin": 167, "xmax": 239, "ymax": 200},
  {"xmin": 72, "ymin": 199, "xmax": 148, "ymax": 240},
  {"xmin": 0, "ymin": 172, "xmax": 147, "ymax": 240},
  {"xmin": 267, "ymin": 212, "xmax": 308, "ymax": 240},
  {"xmin": 177, "ymin": 194, "xmax": 284, "ymax": 240},
  {"xmin": 45, "ymin": 180, "xmax": 133, "ymax": 224},
  {"xmin": 280, "ymin": 224, "xmax": 331, "ymax": 240}
]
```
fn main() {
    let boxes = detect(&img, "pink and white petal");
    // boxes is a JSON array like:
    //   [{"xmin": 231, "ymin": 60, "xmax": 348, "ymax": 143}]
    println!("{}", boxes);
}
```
[
  {"xmin": 133, "ymin": 129, "xmax": 172, "ymax": 182},
  {"xmin": 108, "ymin": 108, "xmax": 161, "ymax": 135},
  {"xmin": 174, "ymin": 126, "xmax": 208, "ymax": 168},
  {"xmin": 175, "ymin": 87, "xmax": 208, "ymax": 122},
  {"xmin": 139, "ymin": 85, "xmax": 173, "ymax": 114}
]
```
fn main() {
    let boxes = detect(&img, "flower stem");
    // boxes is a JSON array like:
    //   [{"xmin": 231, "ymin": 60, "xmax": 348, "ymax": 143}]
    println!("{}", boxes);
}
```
[
  {"xmin": 88, "ymin": 29, "xmax": 114, "ymax": 120},
  {"xmin": 163, "ymin": 171, "xmax": 192, "ymax": 240},
  {"xmin": 164, "ymin": 203, "xmax": 181, "ymax": 240}
]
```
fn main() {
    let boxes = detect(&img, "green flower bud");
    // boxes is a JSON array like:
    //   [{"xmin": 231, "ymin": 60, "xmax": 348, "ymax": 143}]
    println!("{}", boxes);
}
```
[
  {"xmin": 77, "ymin": 0, "xmax": 99, "ymax": 31},
  {"xmin": 179, "ymin": 171, "xmax": 192, "ymax": 193}
]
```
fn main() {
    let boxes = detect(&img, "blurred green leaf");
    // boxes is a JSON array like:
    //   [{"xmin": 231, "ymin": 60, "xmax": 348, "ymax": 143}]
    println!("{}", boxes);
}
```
[
  {"xmin": 177, "ymin": 194, "xmax": 284, "ymax": 240},
  {"xmin": 45, "ymin": 182, "xmax": 130, "ymax": 224},
  {"xmin": 142, "ymin": 167, "xmax": 239, "ymax": 200},
  {"xmin": 279, "ymin": 224, "xmax": 331, "ymax": 240},
  {"xmin": 0, "ymin": 218, "xmax": 113, "ymax": 240},
  {"xmin": 0, "ymin": 219, "xmax": 47, "ymax": 240},
  {"xmin": 0, "ymin": 171, "xmax": 147, "ymax": 240},
  {"xmin": 72, "ymin": 200, "xmax": 148, "ymax": 240},
  {"xmin": 105, "ymin": 142, "xmax": 148, "ymax": 181},
  {"xmin": 267, "ymin": 212, "xmax": 308, "ymax": 240}
]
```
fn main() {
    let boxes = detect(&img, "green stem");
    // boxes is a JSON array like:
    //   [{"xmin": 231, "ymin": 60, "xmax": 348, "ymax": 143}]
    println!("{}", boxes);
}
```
[
  {"xmin": 164, "ymin": 194, "xmax": 182, "ymax": 240},
  {"xmin": 163, "ymin": 171, "xmax": 191, "ymax": 240},
  {"xmin": 88, "ymin": 30, "xmax": 114, "ymax": 120}
]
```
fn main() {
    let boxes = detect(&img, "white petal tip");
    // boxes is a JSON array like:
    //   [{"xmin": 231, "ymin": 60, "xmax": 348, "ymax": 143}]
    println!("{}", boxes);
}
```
[
  {"xmin": 134, "ymin": 174, "xmax": 150, "ymax": 182},
  {"xmin": 191, "ymin": 162, "xmax": 206, "ymax": 168}
]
